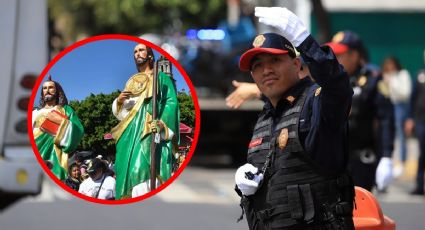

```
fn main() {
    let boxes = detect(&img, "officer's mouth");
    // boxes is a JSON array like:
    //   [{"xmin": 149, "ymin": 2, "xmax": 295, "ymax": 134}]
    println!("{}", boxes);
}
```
[{"xmin": 262, "ymin": 77, "xmax": 279, "ymax": 86}]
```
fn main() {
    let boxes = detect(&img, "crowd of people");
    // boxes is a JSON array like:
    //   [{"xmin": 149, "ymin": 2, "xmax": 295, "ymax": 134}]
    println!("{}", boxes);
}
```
[{"xmin": 64, "ymin": 154, "xmax": 116, "ymax": 200}]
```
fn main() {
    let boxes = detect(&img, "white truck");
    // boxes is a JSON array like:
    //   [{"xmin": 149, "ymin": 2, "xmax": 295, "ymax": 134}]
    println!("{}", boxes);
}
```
[{"xmin": 0, "ymin": 0, "xmax": 47, "ymax": 209}]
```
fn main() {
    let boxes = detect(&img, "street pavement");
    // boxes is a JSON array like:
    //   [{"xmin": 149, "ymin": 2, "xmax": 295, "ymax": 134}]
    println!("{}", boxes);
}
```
[{"xmin": 0, "ymin": 138, "xmax": 423, "ymax": 230}]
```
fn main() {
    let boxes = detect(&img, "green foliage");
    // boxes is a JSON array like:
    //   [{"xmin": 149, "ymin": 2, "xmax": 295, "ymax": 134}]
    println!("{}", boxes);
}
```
[
  {"xmin": 69, "ymin": 91, "xmax": 120, "ymax": 155},
  {"xmin": 177, "ymin": 90, "xmax": 194, "ymax": 127},
  {"xmin": 48, "ymin": 0, "xmax": 226, "ymax": 41},
  {"xmin": 69, "ymin": 89, "xmax": 194, "ymax": 154}
]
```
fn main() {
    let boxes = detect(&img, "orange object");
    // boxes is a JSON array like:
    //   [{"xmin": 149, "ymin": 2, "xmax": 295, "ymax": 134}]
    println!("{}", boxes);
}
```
[{"xmin": 353, "ymin": 186, "xmax": 396, "ymax": 230}]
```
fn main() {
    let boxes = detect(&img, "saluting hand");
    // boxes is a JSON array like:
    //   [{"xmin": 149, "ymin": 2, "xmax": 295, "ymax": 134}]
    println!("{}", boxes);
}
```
[{"xmin": 255, "ymin": 7, "xmax": 310, "ymax": 47}]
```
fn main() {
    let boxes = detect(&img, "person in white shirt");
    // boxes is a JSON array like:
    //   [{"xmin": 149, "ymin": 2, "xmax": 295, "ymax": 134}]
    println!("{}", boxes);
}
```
[
  {"xmin": 382, "ymin": 56, "xmax": 412, "ymax": 177},
  {"xmin": 78, "ymin": 158, "xmax": 115, "ymax": 200}
]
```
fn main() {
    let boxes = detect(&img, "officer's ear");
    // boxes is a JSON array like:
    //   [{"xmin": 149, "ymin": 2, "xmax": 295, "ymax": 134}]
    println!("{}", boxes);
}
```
[{"xmin": 293, "ymin": 57, "xmax": 302, "ymax": 70}]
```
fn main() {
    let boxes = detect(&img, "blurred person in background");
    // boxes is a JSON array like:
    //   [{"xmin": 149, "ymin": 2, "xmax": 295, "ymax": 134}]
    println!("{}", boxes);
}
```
[
  {"xmin": 382, "ymin": 56, "xmax": 412, "ymax": 177},
  {"xmin": 64, "ymin": 162, "xmax": 81, "ymax": 191},
  {"xmin": 234, "ymin": 7, "xmax": 355, "ymax": 229},
  {"xmin": 80, "ymin": 164, "xmax": 89, "ymax": 181},
  {"xmin": 32, "ymin": 76, "xmax": 84, "ymax": 180},
  {"xmin": 325, "ymin": 31, "xmax": 395, "ymax": 192},
  {"xmin": 78, "ymin": 158, "xmax": 115, "ymax": 200},
  {"xmin": 405, "ymin": 67, "xmax": 425, "ymax": 195}
]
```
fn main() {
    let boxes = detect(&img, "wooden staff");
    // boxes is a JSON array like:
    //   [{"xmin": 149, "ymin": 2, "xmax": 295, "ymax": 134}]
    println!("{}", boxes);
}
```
[{"xmin": 150, "ymin": 60, "xmax": 159, "ymax": 191}]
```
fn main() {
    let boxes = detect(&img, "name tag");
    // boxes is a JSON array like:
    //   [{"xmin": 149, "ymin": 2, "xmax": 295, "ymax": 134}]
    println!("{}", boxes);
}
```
[{"xmin": 249, "ymin": 138, "xmax": 263, "ymax": 148}]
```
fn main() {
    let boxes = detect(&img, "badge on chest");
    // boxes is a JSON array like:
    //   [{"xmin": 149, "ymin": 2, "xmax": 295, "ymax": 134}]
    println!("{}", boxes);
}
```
[{"xmin": 278, "ymin": 128, "xmax": 289, "ymax": 150}]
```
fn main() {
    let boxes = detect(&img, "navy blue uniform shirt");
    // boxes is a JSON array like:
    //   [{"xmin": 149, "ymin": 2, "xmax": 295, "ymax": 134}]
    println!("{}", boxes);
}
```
[
  {"xmin": 347, "ymin": 65, "xmax": 394, "ymax": 158},
  {"xmin": 260, "ymin": 35, "xmax": 353, "ymax": 176}
]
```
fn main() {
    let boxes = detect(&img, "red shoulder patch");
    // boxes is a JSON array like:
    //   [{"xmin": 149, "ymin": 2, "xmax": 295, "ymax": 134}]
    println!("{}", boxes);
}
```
[{"xmin": 249, "ymin": 138, "xmax": 263, "ymax": 148}]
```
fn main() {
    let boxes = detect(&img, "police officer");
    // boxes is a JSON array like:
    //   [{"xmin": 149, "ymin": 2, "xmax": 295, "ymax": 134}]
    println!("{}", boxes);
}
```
[
  {"xmin": 325, "ymin": 31, "xmax": 395, "ymax": 191},
  {"xmin": 235, "ymin": 7, "xmax": 355, "ymax": 229},
  {"xmin": 405, "ymin": 69, "xmax": 425, "ymax": 195}
]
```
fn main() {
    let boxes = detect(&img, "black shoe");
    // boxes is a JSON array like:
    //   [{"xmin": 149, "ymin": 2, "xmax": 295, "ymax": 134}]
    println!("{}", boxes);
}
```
[{"xmin": 410, "ymin": 188, "xmax": 425, "ymax": 195}]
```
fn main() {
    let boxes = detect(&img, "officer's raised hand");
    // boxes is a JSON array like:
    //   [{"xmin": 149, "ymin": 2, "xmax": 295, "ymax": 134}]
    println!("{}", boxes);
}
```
[
  {"xmin": 255, "ymin": 7, "xmax": 309, "ymax": 47},
  {"xmin": 235, "ymin": 163, "xmax": 264, "ymax": 196}
]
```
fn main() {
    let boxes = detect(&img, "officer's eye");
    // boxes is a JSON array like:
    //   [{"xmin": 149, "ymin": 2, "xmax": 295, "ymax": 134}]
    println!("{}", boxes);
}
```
[
  {"xmin": 271, "ymin": 57, "xmax": 281, "ymax": 63},
  {"xmin": 251, "ymin": 62, "xmax": 262, "ymax": 71}
]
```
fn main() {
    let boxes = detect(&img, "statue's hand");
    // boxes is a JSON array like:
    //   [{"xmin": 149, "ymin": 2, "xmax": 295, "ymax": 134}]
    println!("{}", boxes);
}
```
[
  {"xmin": 117, "ymin": 91, "xmax": 132, "ymax": 104},
  {"xmin": 46, "ymin": 111, "xmax": 65, "ymax": 124},
  {"xmin": 149, "ymin": 120, "xmax": 164, "ymax": 133}
]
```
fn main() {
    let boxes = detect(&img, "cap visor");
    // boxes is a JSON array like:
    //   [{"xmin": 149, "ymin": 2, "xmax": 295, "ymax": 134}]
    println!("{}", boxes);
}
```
[
  {"xmin": 239, "ymin": 48, "xmax": 289, "ymax": 71},
  {"xmin": 323, "ymin": 42, "xmax": 349, "ymax": 55}
]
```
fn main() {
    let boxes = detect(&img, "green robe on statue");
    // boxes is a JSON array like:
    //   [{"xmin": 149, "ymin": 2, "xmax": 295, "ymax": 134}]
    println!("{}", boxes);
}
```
[
  {"xmin": 32, "ymin": 105, "xmax": 84, "ymax": 180},
  {"xmin": 112, "ymin": 71, "xmax": 179, "ymax": 199}
]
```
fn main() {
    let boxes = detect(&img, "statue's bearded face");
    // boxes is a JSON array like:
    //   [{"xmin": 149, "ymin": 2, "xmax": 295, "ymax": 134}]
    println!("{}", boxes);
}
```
[
  {"xmin": 42, "ymin": 81, "xmax": 57, "ymax": 102},
  {"xmin": 134, "ymin": 44, "xmax": 149, "ymax": 66}
]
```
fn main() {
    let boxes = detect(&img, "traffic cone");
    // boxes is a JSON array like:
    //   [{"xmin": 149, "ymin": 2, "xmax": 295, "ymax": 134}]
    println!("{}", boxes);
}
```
[{"xmin": 353, "ymin": 186, "xmax": 396, "ymax": 230}]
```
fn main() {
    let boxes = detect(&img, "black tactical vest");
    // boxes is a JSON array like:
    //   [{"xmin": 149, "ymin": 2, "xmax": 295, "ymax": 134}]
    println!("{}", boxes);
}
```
[
  {"xmin": 242, "ymin": 85, "xmax": 354, "ymax": 230},
  {"xmin": 348, "ymin": 70, "xmax": 377, "ymax": 151}
]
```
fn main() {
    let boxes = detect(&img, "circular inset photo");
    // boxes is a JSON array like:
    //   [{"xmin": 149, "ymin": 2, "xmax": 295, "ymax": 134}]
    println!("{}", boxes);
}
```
[{"xmin": 28, "ymin": 34, "xmax": 200, "ymax": 204}]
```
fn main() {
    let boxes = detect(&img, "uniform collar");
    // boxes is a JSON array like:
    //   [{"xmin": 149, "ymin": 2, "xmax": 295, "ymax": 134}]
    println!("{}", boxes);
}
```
[{"xmin": 263, "ymin": 77, "xmax": 312, "ymax": 116}]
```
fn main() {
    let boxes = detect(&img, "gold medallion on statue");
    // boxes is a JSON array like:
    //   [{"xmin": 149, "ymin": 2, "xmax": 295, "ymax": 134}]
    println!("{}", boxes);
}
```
[
  {"xmin": 278, "ymin": 128, "xmax": 289, "ymax": 150},
  {"xmin": 124, "ymin": 72, "xmax": 151, "ymax": 96}
]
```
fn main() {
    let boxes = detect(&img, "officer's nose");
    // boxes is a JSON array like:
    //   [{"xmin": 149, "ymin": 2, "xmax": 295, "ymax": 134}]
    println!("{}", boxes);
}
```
[{"xmin": 262, "ymin": 62, "xmax": 274, "ymax": 76}]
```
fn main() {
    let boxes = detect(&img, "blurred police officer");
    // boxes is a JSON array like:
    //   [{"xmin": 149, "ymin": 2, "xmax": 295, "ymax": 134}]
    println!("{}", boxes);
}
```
[
  {"xmin": 325, "ymin": 31, "xmax": 395, "ymax": 191},
  {"xmin": 405, "ymin": 69, "xmax": 425, "ymax": 195},
  {"xmin": 235, "ymin": 7, "xmax": 355, "ymax": 230}
]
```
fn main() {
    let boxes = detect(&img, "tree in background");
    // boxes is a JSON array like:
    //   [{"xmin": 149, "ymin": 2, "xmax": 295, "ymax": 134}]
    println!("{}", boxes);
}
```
[
  {"xmin": 48, "ymin": 0, "xmax": 226, "ymax": 43},
  {"xmin": 69, "ymin": 91, "xmax": 120, "ymax": 156},
  {"xmin": 177, "ymin": 90, "xmax": 194, "ymax": 127},
  {"xmin": 69, "ymin": 89, "xmax": 194, "ymax": 155}
]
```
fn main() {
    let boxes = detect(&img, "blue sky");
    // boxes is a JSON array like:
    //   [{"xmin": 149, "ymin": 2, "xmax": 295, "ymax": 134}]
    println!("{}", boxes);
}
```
[{"xmin": 34, "ymin": 39, "xmax": 191, "ymax": 105}]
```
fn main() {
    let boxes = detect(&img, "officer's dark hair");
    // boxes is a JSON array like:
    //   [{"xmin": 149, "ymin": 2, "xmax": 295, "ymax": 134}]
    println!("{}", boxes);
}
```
[
  {"xmin": 39, "ymin": 80, "xmax": 68, "ymax": 108},
  {"xmin": 384, "ymin": 56, "xmax": 402, "ymax": 71}
]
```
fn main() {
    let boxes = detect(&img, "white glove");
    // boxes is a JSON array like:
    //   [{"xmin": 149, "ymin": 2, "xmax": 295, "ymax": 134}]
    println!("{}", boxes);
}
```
[
  {"xmin": 235, "ymin": 163, "xmax": 264, "ymax": 196},
  {"xmin": 255, "ymin": 7, "xmax": 310, "ymax": 47},
  {"xmin": 375, "ymin": 157, "xmax": 393, "ymax": 191}
]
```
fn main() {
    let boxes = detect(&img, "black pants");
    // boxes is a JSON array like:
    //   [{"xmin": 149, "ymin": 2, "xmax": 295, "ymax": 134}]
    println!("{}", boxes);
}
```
[
  {"xmin": 348, "ymin": 150, "xmax": 378, "ymax": 191},
  {"xmin": 415, "ymin": 120, "xmax": 425, "ymax": 191}
]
